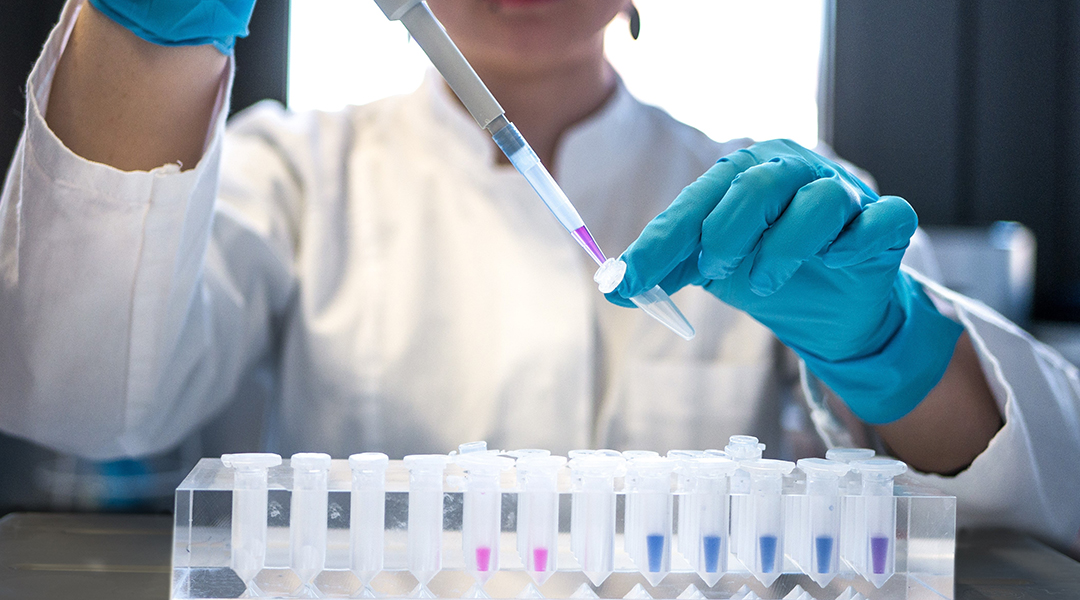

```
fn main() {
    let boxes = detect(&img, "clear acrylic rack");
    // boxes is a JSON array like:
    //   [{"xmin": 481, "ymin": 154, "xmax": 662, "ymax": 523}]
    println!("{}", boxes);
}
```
[{"xmin": 172, "ymin": 450, "xmax": 954, "ymax": 600}]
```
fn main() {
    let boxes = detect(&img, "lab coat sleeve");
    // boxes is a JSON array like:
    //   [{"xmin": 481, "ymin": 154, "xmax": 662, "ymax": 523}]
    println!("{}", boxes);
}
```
[
  {"xmin": 804, "ymin": 266, "xmax": 1080, "ymax": 554},
  {"xmin": 0, "ymin": 0, "xmax": 297, "ymax": 459}
]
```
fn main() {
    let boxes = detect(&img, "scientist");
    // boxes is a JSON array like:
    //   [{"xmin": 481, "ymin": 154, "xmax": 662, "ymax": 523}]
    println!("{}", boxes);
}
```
[{"xmin": 1, "ymin": 0, "xmax": 1078, "ymax": 555}]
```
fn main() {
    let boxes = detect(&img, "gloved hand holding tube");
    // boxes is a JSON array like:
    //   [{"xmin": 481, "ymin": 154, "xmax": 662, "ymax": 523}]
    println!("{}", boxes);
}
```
[
  {"xmin": 607, "ymin": 139, "xmax": 964, "ymax": 424},
  {"xmin": 88, "ymin": 0, "xmax": 258, "ymax": 54}
]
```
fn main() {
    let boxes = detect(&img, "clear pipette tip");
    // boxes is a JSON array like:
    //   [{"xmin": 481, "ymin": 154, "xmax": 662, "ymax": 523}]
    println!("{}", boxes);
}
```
[{"xmin": 594, "ymin": 258, "xmax": 696, "ymax": 340}]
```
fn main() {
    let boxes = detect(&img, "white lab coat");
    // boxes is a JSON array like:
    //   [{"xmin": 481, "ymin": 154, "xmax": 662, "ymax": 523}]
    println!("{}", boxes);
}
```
[{"xmin": 2, "ymin": 0, "xmax": 1079, "ymax": 555}]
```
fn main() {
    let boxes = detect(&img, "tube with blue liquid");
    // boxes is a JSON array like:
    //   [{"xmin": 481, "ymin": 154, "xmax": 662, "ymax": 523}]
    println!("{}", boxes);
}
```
[
  {"xmin": 739, "ymin": 459, "xmax": 795, "ymax": 587},
  {"xmin": 685, "ymin": 456, "xmax": 738, "ymax": 587},
  {"xmin": 624, "ymin": 457, "xmax": 675, "ymax": 586},
  {"xmin": 373, "ymin": 0, "xmax": 695, "ymax": 341},
  {"xmin": 795, "ymin": 458, "xmax": 850, "ymax": 587}
]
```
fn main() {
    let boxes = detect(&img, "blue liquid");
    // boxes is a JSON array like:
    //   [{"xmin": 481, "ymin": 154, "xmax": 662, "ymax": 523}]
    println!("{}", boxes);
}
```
[
  {"xmin": 646, "ymin": 534, "xmax": 665, "ymax": 572},
  {"xmin": 702, "ymin": 535, "xmax": 722, "ymax": 573},
  {"xmin": 759, "ymin": 535, "xmax": 778, "ymax": 573},
  {"xmin": 815, "ymin": 536, "xmax": 834, "ymax": 573}
]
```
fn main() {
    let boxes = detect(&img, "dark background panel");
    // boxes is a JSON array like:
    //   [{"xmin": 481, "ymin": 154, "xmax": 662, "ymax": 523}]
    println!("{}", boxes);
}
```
[{"xmin": 831, "ymin": 0, "xmax": 1080, "ymax": 320}]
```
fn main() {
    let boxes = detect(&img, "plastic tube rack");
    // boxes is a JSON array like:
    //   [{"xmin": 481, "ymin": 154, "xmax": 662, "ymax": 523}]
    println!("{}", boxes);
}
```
[{"xmin": 172, "ymin": 445, "xmax": 954, "ymax": 600}]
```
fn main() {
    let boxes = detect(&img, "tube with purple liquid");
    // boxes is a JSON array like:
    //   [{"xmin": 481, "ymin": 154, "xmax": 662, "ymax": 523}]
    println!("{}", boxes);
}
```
[{"xmin": 851, "ymin": 458, "xmax": 907, "ymax": 588}]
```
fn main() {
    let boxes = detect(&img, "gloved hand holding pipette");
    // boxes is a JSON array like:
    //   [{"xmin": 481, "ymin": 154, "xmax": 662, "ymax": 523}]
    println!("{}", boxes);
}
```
[
  {"xmin": 607, "ymin": 139, "xmax": 964, "ymax": 425},
  {"xmin": 88, "ymin": 0, "xmax": 257, "ymax": 54}
]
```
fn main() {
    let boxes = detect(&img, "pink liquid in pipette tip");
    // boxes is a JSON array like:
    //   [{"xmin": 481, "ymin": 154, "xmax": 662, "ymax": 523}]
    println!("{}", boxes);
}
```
[
  {"xmin": 571, "ymin": 225, "xmax": 606, "ymax": 265},
  {"xmin": 475, "ymin": 546, "xmax": 492, "ymax": 572},
  {"xmin": 532, "ymin": 547, "xmax": 549, "ymax": 572}
]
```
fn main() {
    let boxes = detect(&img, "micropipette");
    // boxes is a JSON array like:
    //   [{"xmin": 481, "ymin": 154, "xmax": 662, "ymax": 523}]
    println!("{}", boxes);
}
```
[
  {"xmin": 404, "ymin": 454, "xmax": 450, "ymax": 596},
  {"xmin": 289, "ymin": 453, "xmax": 332, "ymax": 590},
  {"xmin": 795, "ymin": 458, "xmax": 851, "ymax": 587},
  {"xmin": 373, "ymin": 0, "xmax": 695, "ymax": 341},
  {"xmin": 221, "ymin": 453, "xmax": 282, "ymax": 594},
  {"xmin": 515, "ymin": 455, "xmax": 567, "ymax": 585},
  {"xmin": 349, "ymin": 453, "xmax": 389, "ymax": 592}
]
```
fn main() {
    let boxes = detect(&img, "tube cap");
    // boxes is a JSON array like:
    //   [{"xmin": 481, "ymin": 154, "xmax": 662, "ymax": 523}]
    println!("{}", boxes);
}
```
[
  {"xmin": 290, "ymin": 452, "xmax": 331, "ymax": 471},
  {"xmin": 221, "ymin": 453, "xmax": 281, "ymax": 470}
]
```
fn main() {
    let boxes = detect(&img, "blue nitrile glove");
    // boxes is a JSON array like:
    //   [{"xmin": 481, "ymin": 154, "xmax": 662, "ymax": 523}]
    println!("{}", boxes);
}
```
[
  {"xmin": 607, "ymin": 139, "xmax": 964, "ymax": 424},
  {"xmin": 89, "ymin": 0, "xmax": 258, "ymax": 54}
]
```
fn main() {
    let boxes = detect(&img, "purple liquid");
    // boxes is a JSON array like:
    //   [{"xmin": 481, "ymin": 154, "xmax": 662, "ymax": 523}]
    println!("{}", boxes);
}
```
[
  {"xmin": 870, "ymin": 536, "xmax": 889, "ymax": 574},
  {"xmin": 476, "ymin": 546, "xmax": 492, "ymax": 572},
  {"xmin": 815, "ymin": 536, "xmax": 834, "ymax": 573},
  {"xmin": 571, "ymin": 225, "xmax": 606, "ymax": 265},
  {"xmin": 702, "ymin": 535, "xmax": 722, "ymax": 573},
  {"xmin": 532, "ymin": 547, "xmax": 548, "ymax": 572}
]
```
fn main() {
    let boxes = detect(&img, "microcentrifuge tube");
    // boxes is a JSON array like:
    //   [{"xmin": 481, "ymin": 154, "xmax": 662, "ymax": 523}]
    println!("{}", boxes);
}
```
[
  {"xmin": 624, "ymin": 457, "xmax": 675, "ymax": 586},
  {"xmin": 685, "ymin": 456, "xmax": 738, "ymax": 587},
  {"xmin": 724, "ymin": 436, "xmax": 765, "ymax": 573},
  {"xmin": 221, "ymin": 453, "xmax": 282, "ymax": 592},
  {"xmin": 851, "ymin": 459, "xmax": 906, "ymax": 588},
  {"xmin": 666, "ymin": 450, "xmax": 705, "ymax": 566},
  {"xmin": 349, "ymin": 453, "xmax": 389, "ymax": 590},
  {"xmin": 621, "ymin": 450, "xmax": 660, "ymax": 562},
  {"xmin": 515, "ymin": 455, "xmax": 567, "ymax": 585},
  {"xmin": 739, "ymin": 459, "xmax": 796, "ymax": 587},
  {"xmin": 795, "ymin": 458, "xmax": 851, "ymax": 587},
  {"xmin": 825, "ymin": 448, "xmax": 876, "ymax": 495},
  {"xmin": 405, "ymin": 454, "xmax": 450, "ymax": 591},
  {"xmin": 568, "ymin": 450, "xmax": 620, "ymax": 563},
  {"xmin": 289, "ymin": 453, "xmax": 332, "ymax": 588},
  {"xmin": 457, "ymin": 453, "xmax": 515, "ymax": 587},
  {"xmin": 569, "ymin": 454, "xmax": 624, "ymax": 586}
]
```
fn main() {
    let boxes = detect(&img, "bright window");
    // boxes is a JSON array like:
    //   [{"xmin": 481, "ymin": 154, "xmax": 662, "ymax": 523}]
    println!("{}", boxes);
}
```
[{"xmin": 289, "ymin": 1, "xmax": 826, "ymax": 147}]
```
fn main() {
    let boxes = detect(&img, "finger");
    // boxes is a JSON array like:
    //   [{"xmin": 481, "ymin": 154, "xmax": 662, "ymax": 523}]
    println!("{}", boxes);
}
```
[
  {"xmin": 616, "ymin": 151, "xmax": 758, "ymax": 297},
  {"xmin": 822, "ymin": 195, "xmax": 918, "ymax": 268},
  {"xmin": 748, "ymin": 176, "xmax": 862, "ymax": 295},
  {"xmin": 697, "ymin": 156, "xmax": 819, "ymax": 279}
]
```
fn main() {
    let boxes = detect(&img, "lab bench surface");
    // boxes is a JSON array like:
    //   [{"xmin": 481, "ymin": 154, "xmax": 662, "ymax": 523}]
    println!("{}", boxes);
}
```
[{"xmin": 0, "ymin": 513, "xmax": 1077, "ymax": 599}]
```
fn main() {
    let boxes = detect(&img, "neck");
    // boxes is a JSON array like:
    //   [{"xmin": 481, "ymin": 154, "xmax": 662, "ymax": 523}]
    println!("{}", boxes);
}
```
[{"xmin": 452, "ymin": 55, "xmax": 617, "ymax": 168}]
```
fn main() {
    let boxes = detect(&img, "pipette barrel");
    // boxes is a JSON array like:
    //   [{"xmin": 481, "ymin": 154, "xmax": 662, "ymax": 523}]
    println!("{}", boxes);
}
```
[
  {"xmin": 222, "ymin": 453, "xmax": 282, "ymax": 586},
  {"xmin": 349, "ymin": 453, "xmax": 389, "ymax": 586},
  {"xmin": 405, "ymin": 454, "xmax": 450, "ymax": 587},
  {"xmin": 289, "ymin": 453, "xmax": 332, "ymax": 584}
]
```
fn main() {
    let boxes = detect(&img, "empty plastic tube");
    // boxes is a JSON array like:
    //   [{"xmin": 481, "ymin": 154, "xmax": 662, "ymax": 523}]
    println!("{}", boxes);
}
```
[
  {"xmin": 666, "ymin": 450, "xmax": 706, "ymax": 565},
  {"xmin": 405, "ymin": 454, "xmax": 450, "ymax": 590},
  {"xmin": 289, "ymin": 453, "xmax": 332, "ymax": 587},
  {"xmin": 796, "ymin": 458, "xmax": 851, "ymax": 587},
  {"xmin": 221, "ymin": 453, "xmax": 281, "ymax": 590},
  {"xmin": 569, "ymin": 454, "xmax": 624, "ymax": 586},
  {"xmin": 594, "ymin": 258, "xmax": 695, "ymax": 340},
  {"xmin": 515, "ymin": 455, "xmax": 567, "ymax": 585},
  {"xmin": 349, "ymin": 453, "xmax": 389, "ymax": 589}
]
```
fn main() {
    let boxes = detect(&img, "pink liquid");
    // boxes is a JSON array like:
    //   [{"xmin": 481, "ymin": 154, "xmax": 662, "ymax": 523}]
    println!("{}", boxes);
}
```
[
  {"xmin": 571, "ymin": 226, "xmax": 606, "ymax": 265},
  {"xmin": 475, "ymin": 546, "xmax": 492, "ymax": 572},
  {"xmin": 532, "ymin": 547, "xmax": 549, "ymax": 572}
]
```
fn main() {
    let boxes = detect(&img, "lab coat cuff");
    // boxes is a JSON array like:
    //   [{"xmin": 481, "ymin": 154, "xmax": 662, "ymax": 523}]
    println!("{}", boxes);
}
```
[{"xmin": 24, "ymin": 0, "xmax": 234, "ymax": 197}]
